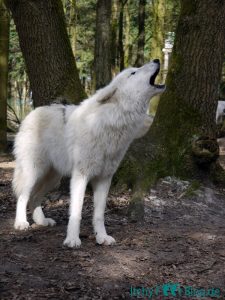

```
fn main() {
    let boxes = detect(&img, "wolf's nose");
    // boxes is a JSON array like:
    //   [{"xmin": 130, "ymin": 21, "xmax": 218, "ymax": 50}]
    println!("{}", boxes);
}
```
[{"xmin": 153, "ymin": 59, "xmax": 160, "ymax": 64}]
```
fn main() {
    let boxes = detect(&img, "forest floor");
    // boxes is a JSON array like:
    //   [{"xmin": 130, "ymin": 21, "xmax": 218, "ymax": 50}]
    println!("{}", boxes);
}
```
[{"xmin": 1, "ymin": 140, "xmax": 225, "ymax": 299}]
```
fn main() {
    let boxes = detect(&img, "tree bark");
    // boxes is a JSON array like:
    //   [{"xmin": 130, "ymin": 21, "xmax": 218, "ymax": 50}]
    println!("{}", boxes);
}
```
[
  {"xmin": 94, "ymin": 0, "xmax": 112, "ymax": 90},
  {"xmin": 4, "ymin": 0, "xmax": 86, "ymax": 107},
  {"xmin": 116, "ymin": 0, "xmax": 225, "ymax": 220},
  {"xmin": 0, "ymin": 0, "xmax": 9, "ymax": 152},
  {"xmin": 135, "ymin": 0, "xmax": 146, "ymax": 67}
]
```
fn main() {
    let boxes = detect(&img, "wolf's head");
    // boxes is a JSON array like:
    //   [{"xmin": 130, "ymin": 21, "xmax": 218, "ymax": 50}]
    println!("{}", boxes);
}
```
[{"xmin": 96, "ymin": 60, "xmax": 166, "ymax": 110}]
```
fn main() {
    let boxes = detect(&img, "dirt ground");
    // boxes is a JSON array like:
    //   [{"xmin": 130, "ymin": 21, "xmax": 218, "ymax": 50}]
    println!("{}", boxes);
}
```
[{"xmin": 1, "ymin": 145, "xmax": 225, "ymax": 299}]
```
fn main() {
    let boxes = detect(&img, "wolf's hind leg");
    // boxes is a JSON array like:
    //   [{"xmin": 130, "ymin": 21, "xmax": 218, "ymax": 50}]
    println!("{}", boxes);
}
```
[
  {"xmin": 14, "ymin": 173, "xmax": 37, "ymax": 230},
  {"xmin": 91, "ymin": 176, "xmax": 116, "ymax": 245},
  {"xmin": 14, "ymin": 193, "xmax": 31, "ymax": 230},
  {"xmin": 32, "ymin": 206, "xmax": 56, "ymax": 226},
  {"xmin": 29, "ymin": 168, "xmax": 61, "ymax": 227}
]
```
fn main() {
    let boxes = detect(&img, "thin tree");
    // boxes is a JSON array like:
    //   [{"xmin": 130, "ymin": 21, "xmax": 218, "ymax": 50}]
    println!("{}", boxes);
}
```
[
  {"xmin": 4, "ymin": 0, "xmax": 86, "ymax": 107},
  {"xmin": 117, "ymin": 0, "xmax": 225, "ymax": 220},
  {"xmin": 94, "ymin": 0, "xmax": 112, "ymax": 90},
  {"xmin": 150, "ymin": 0, "xmax": 165, "ymax": 78},
  {"xmin": 165, "ymin": 0, "xmax": 180, "ymax": 34},
  {"xmin": 0, "ymin": 0, "xmax": 9, "ymax": 152},
  {"xmin": 135, "ymin": 0, "xmax": 146, "ymax": 67},
  {"xmin": 118, "ymin": 0, "xmax": 128, "ymax": 71},
  {"xmin": 111, "ymin": 0, "xmax": 118, "ymax": 75},
  {"xmin": 70, "ymin": 0, "xmax": 77, "ymax": 56},
  {"xmin": 64, "ymin": 0, "xmax": 77, "ymax": 56},
  {"xmin": 124, "ymin": 2, "xmax": 131, "ymax": 68}
]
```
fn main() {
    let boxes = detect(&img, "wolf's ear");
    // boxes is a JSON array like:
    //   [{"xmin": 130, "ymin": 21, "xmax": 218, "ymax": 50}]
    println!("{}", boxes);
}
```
[{"xmin": 96, "ymin": 87, "xmax": 117, "ymax": 104}]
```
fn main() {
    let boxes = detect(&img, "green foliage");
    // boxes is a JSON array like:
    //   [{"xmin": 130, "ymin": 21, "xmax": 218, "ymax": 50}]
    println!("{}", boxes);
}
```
[
  {"xmin": 63, "ymin": 0, "xmax": 180, "ymax": 88},
  {"xmin": 76, "ymin": 0, "xmax": 96, "ymax": 78},
  {"xmin": 63, "ymin": 0, "xmax": 96, "ymax": 91},
  {"xmin": 164, "ymin": 0, "xmax": 180, "ymax": 33},
  {"xmin": 8, "ymin": 19, "xmax": 31, "ymax": 122},
  {"xmin": 9, "ymin": 19, "xmax": 27, "ymax": 91}
]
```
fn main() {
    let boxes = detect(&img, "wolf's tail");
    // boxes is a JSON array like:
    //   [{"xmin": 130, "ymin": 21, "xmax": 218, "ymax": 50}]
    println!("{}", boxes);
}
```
[{"xmin": 12, "ymin": 164, "xmax": 24, "ymax": 198}]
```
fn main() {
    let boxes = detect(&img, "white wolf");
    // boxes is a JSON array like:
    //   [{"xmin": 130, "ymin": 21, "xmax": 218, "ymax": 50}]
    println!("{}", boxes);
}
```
[{"xmin": 13, "ymin": 60, "xmax": 165, "ymax": 247}]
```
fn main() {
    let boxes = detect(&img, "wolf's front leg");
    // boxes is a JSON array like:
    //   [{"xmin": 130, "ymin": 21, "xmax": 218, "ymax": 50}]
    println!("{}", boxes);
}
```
[
  {"xmin": 14, "ymin": 193, "xmax": 30, "ymax": 230},
  {"xmin": 91, "ymin": 176, "xmax": 116, "ymax": 245},
  {"xmin": 63, "ymin": 171, "xmax": 87, "ymax": 248}
]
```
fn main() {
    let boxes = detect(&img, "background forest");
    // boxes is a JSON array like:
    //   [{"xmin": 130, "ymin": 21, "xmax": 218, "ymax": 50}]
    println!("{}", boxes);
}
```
[
  {"xmin": 1, "ymin": 0, "xmax": 224, "ymax": 131},
  {"xmin": 3, "ymin": 0, "xmax": 180, "ymax": 125}
]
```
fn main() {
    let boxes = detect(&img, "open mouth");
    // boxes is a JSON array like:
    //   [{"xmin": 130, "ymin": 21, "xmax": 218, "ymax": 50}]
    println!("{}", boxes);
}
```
[{"xmin": 149, "ymin": 62, "xmax": 166, "ymax": 89}]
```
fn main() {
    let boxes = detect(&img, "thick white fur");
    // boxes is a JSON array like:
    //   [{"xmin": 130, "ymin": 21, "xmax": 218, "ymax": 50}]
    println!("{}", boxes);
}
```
[{"xmin": 13, "ymin": 61, "xmax": 165, "ymax": 247}]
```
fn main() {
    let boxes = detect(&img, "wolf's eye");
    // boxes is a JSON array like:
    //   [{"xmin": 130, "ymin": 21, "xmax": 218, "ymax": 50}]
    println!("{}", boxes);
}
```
[{"xmin": 131, "ymin": 72, "xmax": 136, "ymax": 75}]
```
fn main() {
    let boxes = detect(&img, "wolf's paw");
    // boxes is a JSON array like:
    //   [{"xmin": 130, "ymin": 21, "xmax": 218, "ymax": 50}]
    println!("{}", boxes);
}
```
[
  {"xmin": 96, "ymin": 234, "xmax": 116, "ymax": 245},
  {"xmin": 14, "ymin": 220, "xmax": 30, "ymax": 230},
  {"xmin": 36, "ymin": 218, "xmax": 56, "ymax": 227},
  {"xmin": 63, "ymin": 236, "xmax": 81, "ymax": 248}
]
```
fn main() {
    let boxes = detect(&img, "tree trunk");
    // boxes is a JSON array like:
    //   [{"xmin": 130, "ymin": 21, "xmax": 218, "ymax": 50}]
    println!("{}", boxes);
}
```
[
  {"xmin": 116, "ymin": 0, "xmax": 225, "ymax": 220},
  {"xmin": 64, "ymin": 0, "xmax": 77, "ymax": 56},
  {"xmin": 111, "ymin": 0, "xmax": 119, "ymax": 75},
  {"xmin": 70, "ymin": 0, "xmax": 77, "ymax": 56},
  {"xmin": 94, "ymin": 0, "xmax": 112, "ymax": 90},
  {"xmin": 0, "ymin": 0, "xmax": 9, "ymax": 153},
  {"xmin": 118, "ymin": 0, "xmax": 128, "ymax": 71},
  {"xmin": 149, "ymin": 0, "xmax": 225, "ymax": 176},
  {"xmin": 135, "ymin": 0, "xmax": 146, "ymax": 67},
  {"xmin": 150, "ymin": 0, "xmax": 165, "ymax": 81},
  {"xmin": 4, "ymin": 0, "xmax": 86, "ymax": 107},
  {"xmin": 124, "ymin": 2, "xmax": 130, "ymax": 68}
]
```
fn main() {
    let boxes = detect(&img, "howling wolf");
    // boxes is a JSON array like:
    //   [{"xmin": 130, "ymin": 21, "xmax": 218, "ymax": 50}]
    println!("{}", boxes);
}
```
[{"xmin": 13, "ymin": 60, "xmax": 165, "ymax": 247}]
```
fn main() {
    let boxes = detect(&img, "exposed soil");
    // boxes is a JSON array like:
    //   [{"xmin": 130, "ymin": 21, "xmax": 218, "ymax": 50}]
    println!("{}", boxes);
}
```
[{"xmin": 1, "ymin": 150, "xmax": 225, "ymax": 300}]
